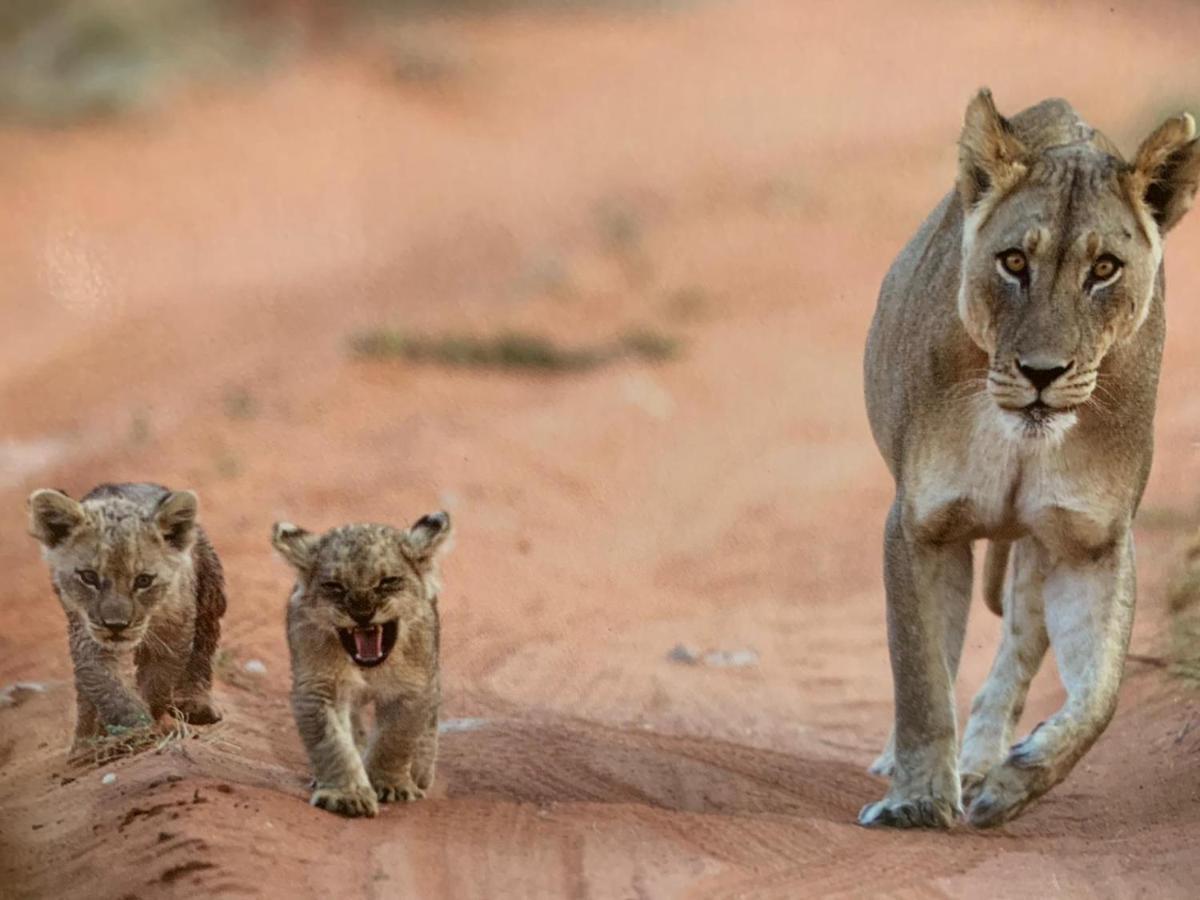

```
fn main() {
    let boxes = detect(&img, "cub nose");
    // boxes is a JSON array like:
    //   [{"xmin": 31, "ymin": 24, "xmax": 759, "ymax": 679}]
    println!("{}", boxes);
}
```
[
  {"xmin": 350, "ymin": 609, "xmax": 375, "ymax": 627},
  {"xmin": 1017, "ymin": 357, "xmax": 1073, "ymax": 393}
]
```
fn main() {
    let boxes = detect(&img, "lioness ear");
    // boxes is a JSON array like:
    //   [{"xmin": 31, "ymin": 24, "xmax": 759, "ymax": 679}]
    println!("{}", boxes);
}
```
[
  {"xmin": 403, "ymin": 511, "xmax": 452, "ymax": 567},
  {"xmin": 958, "ymin": 88, "xmax": 1028, "ymax": 209},
  {"xmin": 155, "ymin": 490, "xmax": 198, "ymax": 551},
  {"xmin": 272, "ymin": 522, "xmax": 319, "ymax": 572},
  {"xmin": 1130, "ymin": 112, "xmax": 1200, "ymax": 234},
  {"xmin": 28, "ymin": 489, "xmax": 84, "ymax": 548}
]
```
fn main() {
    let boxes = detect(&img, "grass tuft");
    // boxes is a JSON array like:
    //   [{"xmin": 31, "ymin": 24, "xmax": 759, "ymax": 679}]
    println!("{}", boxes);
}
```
[{"xmin": 349, "ymin": 327, "xmax": 681, "ymax": 371}]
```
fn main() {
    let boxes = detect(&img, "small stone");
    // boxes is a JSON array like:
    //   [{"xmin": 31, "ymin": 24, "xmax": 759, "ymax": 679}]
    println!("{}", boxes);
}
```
[
  {"xmin": 243, "ymin": 659, "xmax": 267, "ymax": 675},
  {"xmin": 101, "ymin": 773, "xmax": 117, "ymax": 786},
  {"xmin": 667, "ymin": 643, "xmax": 700, "ymax": 665}
]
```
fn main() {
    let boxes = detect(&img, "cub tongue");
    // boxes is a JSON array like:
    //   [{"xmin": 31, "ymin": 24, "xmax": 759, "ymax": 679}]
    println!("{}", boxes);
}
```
[{"xmin": 353, "ymin": 625, "xmax": 383, "ymax": 660}]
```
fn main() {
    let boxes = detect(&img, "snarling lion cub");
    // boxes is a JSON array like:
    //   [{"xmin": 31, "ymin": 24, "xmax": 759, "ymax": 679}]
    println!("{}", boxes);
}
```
[
  {"xmin": 272, "ymin": 513, "xmax": 451, "ymax": 817},
  {"xmin": 861, "ymin": 90, "xmax": 1200, "ymax": 828}
]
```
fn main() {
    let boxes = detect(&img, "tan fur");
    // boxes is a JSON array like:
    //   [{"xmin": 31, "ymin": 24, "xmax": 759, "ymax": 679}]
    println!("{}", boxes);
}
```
[
  {"xmin": 860, "ymin": 90, "xmax": 1200, "ymax": 829},
  {"xmin": 27, "ymin": 483, "xmax": 227, "ymax": 751},
  {"xmin": 272, "ymin": 513, "xmax": 451, "ymax": 818}
]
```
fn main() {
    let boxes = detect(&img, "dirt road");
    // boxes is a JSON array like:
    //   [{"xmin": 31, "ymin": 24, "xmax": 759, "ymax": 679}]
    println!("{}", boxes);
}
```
[{"xmin": 2, "ymin": 1, "xmax": 1199, "ymax": 896}]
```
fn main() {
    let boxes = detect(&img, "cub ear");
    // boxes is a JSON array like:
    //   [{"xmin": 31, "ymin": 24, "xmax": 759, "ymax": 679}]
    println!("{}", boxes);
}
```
[
  {"xmin": 958, "ymin": 88, "xmax": 1029, "ymax": 209},
  {"xmin": 155, "ymin": 490, "xmax": 198, "ymax": 551},
  {"xmin": 1130, "ymin": 112, "xmax": 1200, "ymax": 234},
  {"xmin": 272, "ymin": 522, "xmax": 319, "ymax": 572},
  {"xmin": 403, "ymin": 511, "xmax": 452, "ymax": 567},
  {"xmin": 28, "ymin": 489, "xmax": 84, "ymax": 548}
]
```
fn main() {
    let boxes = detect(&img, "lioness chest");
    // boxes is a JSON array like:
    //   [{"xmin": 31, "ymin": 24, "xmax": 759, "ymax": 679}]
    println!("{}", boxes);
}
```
[{"xmin": 906, "ymin": 407, "xmax": 1124, "ymax": 561}]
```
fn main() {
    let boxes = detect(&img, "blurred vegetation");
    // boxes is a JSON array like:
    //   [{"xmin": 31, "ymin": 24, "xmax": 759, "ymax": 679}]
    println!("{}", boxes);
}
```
[
  {"xmin": 349, "ymin": 327, "xmax": 679, "ymax": 371},
  {"xmin": 0, "ymin": 0, "xmax": 681, "ymax": 124}
]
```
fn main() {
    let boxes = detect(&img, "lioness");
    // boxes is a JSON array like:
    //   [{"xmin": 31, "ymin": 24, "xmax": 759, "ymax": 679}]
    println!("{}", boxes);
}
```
[
  {"xmin": 271, "ymin": 513, "xmax": 451, "ymax": 817},
  {"xmin": 861, "ymin": 90, "xmax": 1200, "ymax": 828},
  {"xmin": 27, "ymin": 483, "xmax": 227, "ymax": 747}
]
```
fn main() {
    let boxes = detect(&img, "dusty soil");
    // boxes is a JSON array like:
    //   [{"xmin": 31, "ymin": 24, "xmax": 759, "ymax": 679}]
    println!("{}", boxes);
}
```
[{"xmin": 2, "ymin": 1, "xmax": 1200, "ymax": 897}]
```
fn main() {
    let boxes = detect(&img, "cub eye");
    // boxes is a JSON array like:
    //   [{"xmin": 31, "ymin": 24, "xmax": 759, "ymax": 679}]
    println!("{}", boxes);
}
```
[
  {"xmin": 999, "ymin": 249, "xmax": 1028, "ymax": 277},
  {"xmin": 76, "ymin": 569, "xmax": 100, "ymax": 588},
  {"xmin": 320, "ymin": 581, "xmax": 346, "ymax": 597},
  {"xmin": 1090, "ymin": 255, "xmax": 1122, "ymax": 282},
  {"xmin": 133, "ymin": 573, "xmax": 155, "ymax": 590},
  {"xmin": 377, "ymin": 576, "xmax": 406, "ymax": 593}
]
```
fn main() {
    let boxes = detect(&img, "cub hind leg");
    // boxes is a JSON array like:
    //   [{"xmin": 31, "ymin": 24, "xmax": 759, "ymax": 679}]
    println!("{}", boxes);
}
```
[{"xmin": 173, "ymin": 533, "xmax": 226, "ymax": 725}]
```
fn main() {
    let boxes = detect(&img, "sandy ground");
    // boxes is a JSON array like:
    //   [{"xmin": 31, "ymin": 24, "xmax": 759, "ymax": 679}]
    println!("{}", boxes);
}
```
[{"xmin": 2, "ymin": 1, "xmax": 1200, "ymax": 897}]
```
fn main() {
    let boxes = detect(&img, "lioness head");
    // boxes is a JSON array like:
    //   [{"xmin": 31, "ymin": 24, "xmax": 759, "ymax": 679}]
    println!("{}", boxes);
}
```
[
  {"xmin": 956, "ymin": 89, "xmax": 1200, "ymax": 438},
  {"xmin": 27, "ymin": 488, "xmax": 199, "ymax": 650},
  {"xmin": 272, "ymin": 513, "xmax": 451, "ymax": 668}
]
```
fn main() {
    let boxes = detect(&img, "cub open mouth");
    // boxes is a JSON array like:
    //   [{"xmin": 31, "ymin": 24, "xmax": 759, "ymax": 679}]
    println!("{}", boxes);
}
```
[{"xmin": 338, "ymin": 620, "xmax": 399, "ymax": 667}]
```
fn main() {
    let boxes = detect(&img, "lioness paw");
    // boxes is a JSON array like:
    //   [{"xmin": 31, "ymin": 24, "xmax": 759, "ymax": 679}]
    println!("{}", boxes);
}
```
[
  {"xmin": 858, "ymin": 793, "xmax": 959, "ymax": 829},
  {"xmin": 310, "ymin": 784, "xmax": 379, "ymax": 818}
]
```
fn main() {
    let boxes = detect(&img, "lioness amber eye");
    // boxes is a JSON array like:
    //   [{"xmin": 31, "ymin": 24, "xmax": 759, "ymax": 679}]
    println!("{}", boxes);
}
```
[
  {"xmin": 134, "ymin": 573, "xmax": 155, "ymax": 590},
  {"xmin": 77, "ymin": 569, "xmax": 100, "ymax": 588},
  {"xmin": 1000, "ymin": 250, "xmax": 1027, "ymax": 275},
  {"xmin": 1091, "ymin": 256, "xmax": 1120, "ymax": 281}
]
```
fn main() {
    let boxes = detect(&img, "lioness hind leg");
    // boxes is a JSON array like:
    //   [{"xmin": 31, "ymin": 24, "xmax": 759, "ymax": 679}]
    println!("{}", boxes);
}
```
[
  {"xmin": 967, "ymin": 533, "xmax": 1134, "ymax": 828},
  {"xmin": 365, "ymin": 698, "xmax": 430, "ymax": 803},
  {"xmin": 858, "ymin": 506, "xmax": 971, "ymax": 829},
  {"xmin": 959, "ymin": 538, "xmax": 1048, "ymax": 805}
]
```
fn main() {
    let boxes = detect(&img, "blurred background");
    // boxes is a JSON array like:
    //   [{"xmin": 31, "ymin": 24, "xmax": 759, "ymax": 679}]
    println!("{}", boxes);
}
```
[{"xmin": 3, "ymin": 1, "xmax": 1200, "ymax": 896}]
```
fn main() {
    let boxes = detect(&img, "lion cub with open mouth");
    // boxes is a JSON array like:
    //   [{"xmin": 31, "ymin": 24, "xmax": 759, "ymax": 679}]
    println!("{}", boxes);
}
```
[{"xmin": 271, "ymin": 512, "xmax": 451, "ymax": 818}]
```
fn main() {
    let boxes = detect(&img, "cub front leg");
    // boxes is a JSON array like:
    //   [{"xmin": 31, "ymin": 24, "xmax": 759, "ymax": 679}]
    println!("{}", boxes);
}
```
[
  {"xmin": 135, "ymin": 617, "xmax": 193, "ymax": 722},
  {"xmin": 858, "ymin": 504, "xmax": 971, "ymax": 829},
  {"xmin": 959, "ymin": 538, "xmax": 1049, "ymax": 805},
  {"xmin": 292, "ymin": 680, "xmax": 378, "ymax": 818},
  {"xmin": 410, "ymin": 706, "xmax": 440, "ymax": 792},
  {"xmin": 365, "ymin": 696, "xmax": 432, "ymax": 803},
  {"xmin": 967, "ymin": 532, "xmax": 1135, "ymax": 827},
  {"xmin": 67, "ymin": 613, "xmax": 153, "ymax": 741}
]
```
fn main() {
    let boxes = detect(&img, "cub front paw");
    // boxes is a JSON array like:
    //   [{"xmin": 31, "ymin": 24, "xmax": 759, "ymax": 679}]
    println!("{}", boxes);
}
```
[
  {"xmin": 175, "ymin": 698, "xmax": 223, "ymax": 725},
  {"xmin": 372, "ymin": 774, "xmax": 426, "ymax": 804},
  {"xmin": 310, "ymin": 784, "xmax": 379, "ymax": 818}
]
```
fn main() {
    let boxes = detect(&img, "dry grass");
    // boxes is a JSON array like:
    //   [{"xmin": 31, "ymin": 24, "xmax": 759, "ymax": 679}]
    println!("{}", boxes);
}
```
[{"xmin": 349, "ymin": 327, "xmax": 680, "ymax": 371}]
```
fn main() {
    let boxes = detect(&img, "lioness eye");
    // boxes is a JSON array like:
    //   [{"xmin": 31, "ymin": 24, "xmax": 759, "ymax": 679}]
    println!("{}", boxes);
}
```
[
  {"xmin": 378, "ymin": 576, "xmax": 406, "ymax": 593},
  {"xmin": 999, "ymin": 249, "xmax": 1027, "ymax": 276},
  {"xmin": 1091, "ymin": 255, "xmax": 1121, "ymax": 282},
  {"xmin": 134, "ymin": 573, "xmax": 155, "ymax": 590},
  {"xmin": 320, "ymin": 581, "xmax": 346, "ymax": 597},
  {"xmin": 76, "ymin": 569, "xmax": 100, "ymax": 588}
]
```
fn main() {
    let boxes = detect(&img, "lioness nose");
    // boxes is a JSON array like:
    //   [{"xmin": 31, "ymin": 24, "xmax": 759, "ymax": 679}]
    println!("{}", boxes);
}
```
[{"xmin": 1017, "ymin": 358, "xmax": 1073, "ymax": 393}]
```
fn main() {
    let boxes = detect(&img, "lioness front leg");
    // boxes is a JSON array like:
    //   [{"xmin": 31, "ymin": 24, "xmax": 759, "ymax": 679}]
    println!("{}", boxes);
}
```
[
  {"xmin": 959, "ymin": 538, "xmax": 1049, "ymax": 805},
  {"xmin": 859, "ymin": 506, "xmax": 970, "ymax": 828},
  {"xmin": 365, "ymin": 697, "xmax": 431, "ymax": 803},
  {"xmin": 67, "ymin": 614, "xmax": 153, "ymax": 742},
  {"xmin": 967, "ymin": 533, "xmax": 1134, "ymax": 827},
  {"xmin": 293, "ymin": 682, "xmax": 378, "ymax": 818}
]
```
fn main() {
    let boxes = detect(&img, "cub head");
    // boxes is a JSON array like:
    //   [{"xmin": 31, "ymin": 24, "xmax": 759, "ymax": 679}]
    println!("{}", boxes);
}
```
[
  {"xmin": 27, "ymin": 488, "xmax": 199, "ymax": 651},
  {"xmin": 271, "ymin": 513, "xmax": 452, "ymax": 668},
  {"xmin": 956, "ymin": 89, "xmax": 1200, "ymax": 438}
]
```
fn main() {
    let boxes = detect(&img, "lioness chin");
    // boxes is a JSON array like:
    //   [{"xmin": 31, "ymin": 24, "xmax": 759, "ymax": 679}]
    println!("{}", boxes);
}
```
[
  {"xmin": 272, "ymin": 512, "xmax": 451, "ymax": 818},
  {"xmin": 861, "ymin": 90, "xmax": 1200, "ymax": 828}
]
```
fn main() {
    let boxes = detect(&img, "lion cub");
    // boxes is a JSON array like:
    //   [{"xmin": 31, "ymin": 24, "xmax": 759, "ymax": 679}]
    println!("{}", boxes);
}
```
[
  {"xmin": 271, "ymin": 512, "xmax": 451, "ymax": 818},
  {"xmin": 27, "ymin": 483, "xmax": 227, "ymax": 748}
]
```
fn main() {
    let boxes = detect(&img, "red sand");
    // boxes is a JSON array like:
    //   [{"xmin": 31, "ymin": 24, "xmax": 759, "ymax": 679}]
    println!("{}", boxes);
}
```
[{"xmin": 2, "ymin": 2, "xmax": 1199, "ymax": 896}]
